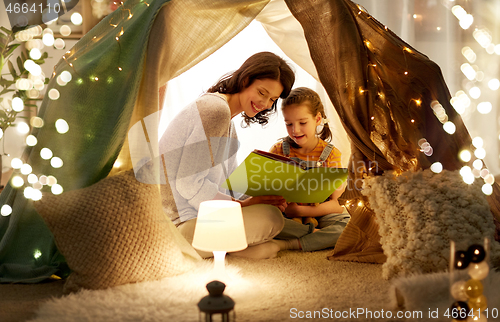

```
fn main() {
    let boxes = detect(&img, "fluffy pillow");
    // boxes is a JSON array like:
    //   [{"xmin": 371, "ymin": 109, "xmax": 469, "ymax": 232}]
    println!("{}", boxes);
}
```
[
  {"xmin": 361, "ymin": 169, "xmax": 499, "ymax": 279},
  {"xmin": 34, "ymin": 170, "xmax": 200, "ymax": 293}
]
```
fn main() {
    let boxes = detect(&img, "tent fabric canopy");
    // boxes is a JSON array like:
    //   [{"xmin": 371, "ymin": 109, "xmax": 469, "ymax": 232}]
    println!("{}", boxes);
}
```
[
  {"xmin": 0, "ymin": 0, "xmax": 268, "ymax": 282},
  {"xmin": 1, "ymin": 0, "xmax": 499, "ymax": 282}
]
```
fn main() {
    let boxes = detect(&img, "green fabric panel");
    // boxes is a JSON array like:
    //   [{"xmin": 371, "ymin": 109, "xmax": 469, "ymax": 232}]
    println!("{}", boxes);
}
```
[{"xmin": 0, "ymin": 0, "xmax": 171, "ymax": 282}]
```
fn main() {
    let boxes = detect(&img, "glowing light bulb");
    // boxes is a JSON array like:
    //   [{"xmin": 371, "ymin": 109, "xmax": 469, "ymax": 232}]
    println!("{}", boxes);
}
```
[
  {"xmin": 57, "ymin": 75, "xmax": 67, "ymax": 86},
  {"xmin": 463, "ymin": 173, "xmax": 475, "ymax": 184},
  {"xmin": 482, "ymin": 184, "xmax": 493, "ymax": 195},
  {"xmin": 459, "ymin": 150, "xmax": 471, "ymax": 162},
  {"xmin": 461, "ymin": 46, "xmax": 476, "ymax": 63},
  {"xmin": 71, "ymin": 12, "xmax": 83, "ymax": 25},
  {"xmin": 48, "ymin": 88, "xmax": 60, "ymax": 100},
  {"xmin": 485, "ymin": 174, "xmax": 495, "ymax": 185},
  {"xmin": 59, "ymin": 25, "xmax": 71, "ymax": 37},
  {"xmin": 50, "ymin": 157, "xmax": 63, "ymax": 168},
  {"xmin": 12, "ymin": 176, "xmax": 24, "ymax": 188},
  {"xmin": 31, "ymin": 116, "xmax": 44, "ymax": 128},
  {"xmin": 12, "ymin": 97, "xmax": 24, "ymax": 112},
  {"xmin": 54, "ymin": 38, "xmax": 65, "ymax": 50},
  {"xmin": 430, "ymin": 162, "xmax": 443, "ymax": 173},
  {"xmin": 469, "ymin": 87, "xmax": 481, "ymax": 99},
  {"xmin": 16, "ymin": 122, "xmax": 30, "ymax": 134},
  {"xmin": 480, "ymin": 169, "xmax": 489, "ymax": 178},
  {"xmin": 27, "ymin": 173, "xmax": 38, "ymax": 184},
  {"xmin": 472, "ymin": 137, "xmax": 484, "ymax": 148},
  {"xmin": 40, "ymin": 148, "xmax": 53, "ymax": 160},
  {"xmin": 460, "ymin": 166, "xmax": 472, "ymax": 176},
  {"xmin": 473, "ymin": 159, "xmax": 483, "ymax": 170},
  {"xmin": 55, "ymin": 119, "xmax": 69, "ymax": 133},
  {"xmin": 31, "ymin": 189, "xmax": 42, "ymax": 201},
  {"xmin": 443, "ymin": 122, "xmax": 456, "ymax": 134},
  {"xmin": 477, "ymin": 102, "xmax": 492, "ymax": 114},
  {"xmin": 51, "ymin": 184, "xmax": 63, "ymax": 195},
  {"xmin": 20, "ymin": 163, "xmax": 33, "ymax": 175},
  {"xmin": 60, "ymin": 71, "xmax": 72, "ymax": 82},
  {"xmin": 26, "ymin": 135, "xmax": 37, "ymax": 146},
  {"xmin": 488, "ymin": 79, "xmax": 500, "ymax": 90},
  {"xmin": 459, "ymin": 14, "xmax": 473, "ymax": 29},
  {"xmin": 11, "ymin": 158, "xmax": 23, "ymax": 169},
  {"xmin": 29, "ymin": 48, "xmax": 42, "ymax": 60},
  {"xmin": 474, "ymin": 148, "xmax": 486, "ymax": 159},
  {"xmin": 47, "ymin": 176, "xmax": 57, "ymax": 186},
  {"xmin": 1, "ymin": 205, "xmax": 12, "ymax": 217},
  {"xmin": 34, "ymin": 250, "xmax": 42, "ymax": 259},
  {"xmin": 34, "ymin": 79, "xmax": 45, "ymax": 91},
  {"xmin": 461, "ymin": 63, "xmax": 476, "ymax": 80},
  {"xmin": 452, "ymin": 5, "xmax": 467, "ymax": 20},
  {"xmin": 39, "ymin": 175, "xmax": 48, "ymax": 185},
  {"xmin": 42, "ymin": 33, "xmax": 54, "ymax": 46},
  {"xmin": 24, "ymin": 187, "xmax": 34, "ymax": 199}
]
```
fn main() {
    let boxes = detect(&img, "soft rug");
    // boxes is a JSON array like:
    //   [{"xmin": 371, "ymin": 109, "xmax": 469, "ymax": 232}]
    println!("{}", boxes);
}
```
[
  {"xmin": 29, "ymin": 250, "xmax": 394, "ymax": 322},
  {"xmin": 29, "ymin": 250, "xmax": 500, "ymax": 322},
  {"xmin": 3, "ymin": 250, "xmax": 499, "ymax": 321}
]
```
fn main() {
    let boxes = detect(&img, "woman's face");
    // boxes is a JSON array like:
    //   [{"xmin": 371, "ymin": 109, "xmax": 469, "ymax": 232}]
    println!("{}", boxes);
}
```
[
  {"xmin": 283, "ymin": 103, "xmax": 321, "ymax": 147},
  {"xmin": 239, "ymin": 78, "xmax": 283, "ymax": 118}
]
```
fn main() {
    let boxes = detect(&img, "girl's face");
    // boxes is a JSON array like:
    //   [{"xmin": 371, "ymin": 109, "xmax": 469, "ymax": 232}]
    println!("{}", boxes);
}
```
[
  {"xmin": 283, "ymin": 103, "xmax": 321, "ymax": 147},
  {"xmin": 239, "ymin": 78, "xmax": 283, "ymax": 117}
]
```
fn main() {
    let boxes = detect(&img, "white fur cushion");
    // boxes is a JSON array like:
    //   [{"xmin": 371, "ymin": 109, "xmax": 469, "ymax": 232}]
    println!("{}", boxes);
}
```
[{"xmin": 362, "ymin": 169, "xmax": 499, "ymax": 279}]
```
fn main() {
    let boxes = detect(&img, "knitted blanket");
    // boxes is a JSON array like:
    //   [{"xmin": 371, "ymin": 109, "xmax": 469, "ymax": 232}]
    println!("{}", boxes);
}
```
[{"xmin": 362, "ymin": 169, "xmax": 500, "ymax": 279}]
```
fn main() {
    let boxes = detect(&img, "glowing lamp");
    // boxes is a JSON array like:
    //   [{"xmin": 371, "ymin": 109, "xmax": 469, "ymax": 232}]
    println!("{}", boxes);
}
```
[{"xmin": 192, "ymin": 200, "xmax": 247, "ymax": 280}]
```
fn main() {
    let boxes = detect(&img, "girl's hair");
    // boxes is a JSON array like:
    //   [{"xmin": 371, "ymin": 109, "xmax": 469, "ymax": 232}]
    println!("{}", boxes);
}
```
[
  {"xmin": 281, "ymin": 87, "xmax": 332, "ymax": 148},
  {"xmin": 207, "ymin": 51, "xmax": 295, "ymax": 126}
]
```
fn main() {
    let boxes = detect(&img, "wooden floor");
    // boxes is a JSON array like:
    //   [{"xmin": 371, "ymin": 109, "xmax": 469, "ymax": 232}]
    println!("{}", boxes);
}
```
[{"xmin": 0, "ymin": 280, "xmax": 65, "ymax": 322}]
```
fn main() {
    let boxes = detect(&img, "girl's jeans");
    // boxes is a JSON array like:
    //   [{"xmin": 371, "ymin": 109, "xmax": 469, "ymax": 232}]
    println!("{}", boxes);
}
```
[{"xmin": 275, "ymin": 211, "xmax": 350, "ymax": 251}]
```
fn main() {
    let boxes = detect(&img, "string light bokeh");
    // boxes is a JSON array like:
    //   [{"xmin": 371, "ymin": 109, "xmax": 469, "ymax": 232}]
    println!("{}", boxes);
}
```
[{"xmin": 1, "ymin": 3, "xmax": 94, "ymax": 217}]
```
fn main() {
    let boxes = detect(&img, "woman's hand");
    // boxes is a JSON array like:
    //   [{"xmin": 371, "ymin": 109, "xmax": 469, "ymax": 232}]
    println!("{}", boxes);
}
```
[{"xmin": 239, "ymin": 195, "xmax": 287, "ymax": 212}]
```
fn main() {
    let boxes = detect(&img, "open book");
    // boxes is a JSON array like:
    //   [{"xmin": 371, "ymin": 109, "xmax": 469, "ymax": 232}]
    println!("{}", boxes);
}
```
[{"xmin": 221, "ymin": 150, "xmax": 348, "ymax": 203}]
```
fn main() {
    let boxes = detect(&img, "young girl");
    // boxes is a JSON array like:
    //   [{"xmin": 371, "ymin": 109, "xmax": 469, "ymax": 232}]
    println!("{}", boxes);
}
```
[{"xmin": 269, "ymin": 87, "xmax": 350, "ymax": 252}]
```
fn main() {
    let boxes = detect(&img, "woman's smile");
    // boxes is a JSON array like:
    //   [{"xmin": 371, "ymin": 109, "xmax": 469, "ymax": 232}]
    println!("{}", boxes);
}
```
[{"xmin": 251, "ymin": 102, "xmax": 263, "ymax": 114}]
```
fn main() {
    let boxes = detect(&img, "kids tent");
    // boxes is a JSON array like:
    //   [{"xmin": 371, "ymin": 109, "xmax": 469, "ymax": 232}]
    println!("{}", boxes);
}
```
[{"xmin": 1, "ymin": 0, "xmax": 499, "ymax": 282}]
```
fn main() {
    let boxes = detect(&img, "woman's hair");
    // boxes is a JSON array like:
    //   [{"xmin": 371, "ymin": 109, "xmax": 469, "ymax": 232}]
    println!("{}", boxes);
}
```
[
  {"xmin": 281, "ymin": 87, "xmax": 332, "ymax": 148},
  {"xmin": 207, "ymin": 51, "xmax": 295, "ymax": 126}
]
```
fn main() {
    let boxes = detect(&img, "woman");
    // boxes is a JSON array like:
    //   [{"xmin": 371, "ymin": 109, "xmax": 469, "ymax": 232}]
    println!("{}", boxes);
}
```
[{"xmin": 159, "ymin": 52, "xmax": 295, "ymax": 259}]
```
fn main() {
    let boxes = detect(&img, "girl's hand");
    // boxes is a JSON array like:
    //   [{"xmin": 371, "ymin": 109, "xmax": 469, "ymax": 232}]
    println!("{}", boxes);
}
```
[
  {"xmin": 239, "ymin": 195, "xmax": 287, "ymax": 212},
  {"xmin": 284, "ymin": 202, "xmax": 302, "ymax": 218}
]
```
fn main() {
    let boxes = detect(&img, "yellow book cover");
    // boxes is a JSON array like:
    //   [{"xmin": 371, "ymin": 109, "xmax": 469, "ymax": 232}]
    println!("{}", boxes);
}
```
[{"xmin": 221, "ymin": 150, "xmax": 348, "ymax": 203}]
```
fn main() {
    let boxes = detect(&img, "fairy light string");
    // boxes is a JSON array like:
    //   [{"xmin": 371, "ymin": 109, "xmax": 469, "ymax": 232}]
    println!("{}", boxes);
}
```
[{"xmin": 3, "ymin": 0, "xmax": 154, "ymax": 218}]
